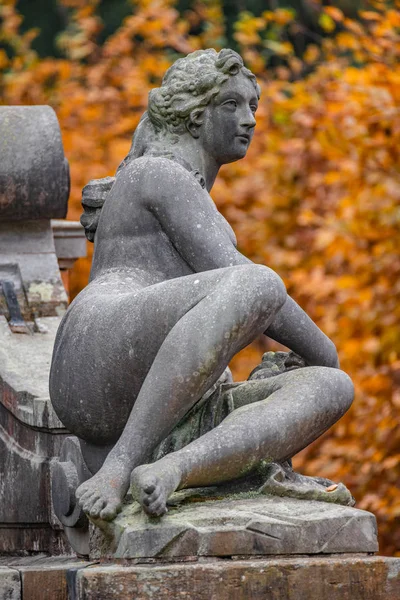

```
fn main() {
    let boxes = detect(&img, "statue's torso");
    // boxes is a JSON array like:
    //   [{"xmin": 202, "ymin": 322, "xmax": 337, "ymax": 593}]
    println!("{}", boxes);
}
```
[{"xmin": 87, "ymin": 156, "xmax": 236, "ymax": 290}]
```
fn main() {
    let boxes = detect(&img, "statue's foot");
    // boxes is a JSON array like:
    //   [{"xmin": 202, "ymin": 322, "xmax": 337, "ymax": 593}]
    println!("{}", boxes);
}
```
[
  {"xmin": 76, "ymin": 462, "xmax": 130, "ymax": 521},
  {"xmin": 131, "ymin": 459, "xmax": 182, "ymax": 517}
]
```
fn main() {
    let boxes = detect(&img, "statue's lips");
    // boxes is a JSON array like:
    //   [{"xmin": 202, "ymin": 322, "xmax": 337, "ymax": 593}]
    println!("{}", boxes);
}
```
[{"xmin": 236, "ymin": 134, "xmax": 250, "ymax": 143}]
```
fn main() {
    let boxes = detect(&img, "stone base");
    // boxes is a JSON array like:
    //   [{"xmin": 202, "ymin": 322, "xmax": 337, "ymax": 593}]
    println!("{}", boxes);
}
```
[
  {"xmin": 2, "ymin": 555, "xmax": 400, "ymax": 600},
  {"xmin": 90, "ymin": 492, "xmax": 378, "ymax": 559},
  {"xmin": 77, "ymin": 556, "xmax": 400, "ymax": 600}
]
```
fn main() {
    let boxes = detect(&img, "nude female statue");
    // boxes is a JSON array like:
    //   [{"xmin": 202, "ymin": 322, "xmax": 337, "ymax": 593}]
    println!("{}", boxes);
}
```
[{"xmin": 49, "ymin": 49, "xmax": 354, "ymax": 522}]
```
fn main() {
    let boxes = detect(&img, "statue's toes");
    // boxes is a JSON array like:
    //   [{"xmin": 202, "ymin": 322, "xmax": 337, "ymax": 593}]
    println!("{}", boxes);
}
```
[
  {"xmin": 89, "ymin": 498, "xmax": 106, "ymax": 518},
  {"xmin": 75, "ymin": 483, "xmax": 89, "ymax": 499},
  {"xmin": 78, "ymin": 488, "xmax": 97, "ymax": 506},
  {"xmin": 99, "ymin": 499, "xmax": 121, "ymax": 521},
  {"xmin": 76, "ymin": 482, "xmax": 98, "ymax": 502},
  {"xmin": 145, "ymin": 497, "xmax": 167, "ymax": 517},
  {"xmin": 143, "ymin": 481, "xmax": 157, "ymax": 495},
  {"xmin": 81, "ymin": 493, "xmax": 100, "ymax": 513},
  {"xmin": 143, "ymin": 483, "xmax": 161, "ymax": 506}
]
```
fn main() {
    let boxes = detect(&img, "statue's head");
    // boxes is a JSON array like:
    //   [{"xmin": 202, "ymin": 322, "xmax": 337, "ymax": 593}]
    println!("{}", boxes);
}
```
[{"xmin": 148, "ymin": 48, "xmax": 260, "ymax": 164}]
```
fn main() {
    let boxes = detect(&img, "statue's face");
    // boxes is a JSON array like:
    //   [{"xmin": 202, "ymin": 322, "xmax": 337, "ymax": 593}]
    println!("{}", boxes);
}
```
[{"xmin": 198, "ymin": 71, "xmax": 258, "ymax": 165}]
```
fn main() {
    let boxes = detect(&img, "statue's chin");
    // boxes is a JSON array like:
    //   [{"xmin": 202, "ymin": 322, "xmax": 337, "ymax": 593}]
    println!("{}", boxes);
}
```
[{"xmin": 222, "ymin": 149, "xmax": 249, "ymax": 164}]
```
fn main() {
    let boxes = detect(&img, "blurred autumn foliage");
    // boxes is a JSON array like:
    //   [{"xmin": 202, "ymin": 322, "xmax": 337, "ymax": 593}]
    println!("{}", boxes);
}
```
[{"xmin": 1, "ymin": 0, "xmax": 400, "ymax": 553}]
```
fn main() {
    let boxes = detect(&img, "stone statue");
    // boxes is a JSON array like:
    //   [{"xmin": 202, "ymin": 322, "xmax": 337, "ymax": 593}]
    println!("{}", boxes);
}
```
[{"xmin": 50, "ymin": 48, "xmax": 354, "ymax": 525}]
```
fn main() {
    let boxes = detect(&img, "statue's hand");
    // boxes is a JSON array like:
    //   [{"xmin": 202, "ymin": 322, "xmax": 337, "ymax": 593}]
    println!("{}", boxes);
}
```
[
  {"xmin": 248, "ymin": 350, "xmax": 307, "ymax": 381},
  {"xmin": 283, "ymin": 351, "xmax": 307, "ymax": 371}
]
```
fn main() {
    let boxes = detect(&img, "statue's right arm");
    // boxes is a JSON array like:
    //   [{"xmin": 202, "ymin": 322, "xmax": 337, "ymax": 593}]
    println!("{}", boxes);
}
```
[{"xmin": 140, "ymin": 158, "xmax": 339, "ymax": 369}]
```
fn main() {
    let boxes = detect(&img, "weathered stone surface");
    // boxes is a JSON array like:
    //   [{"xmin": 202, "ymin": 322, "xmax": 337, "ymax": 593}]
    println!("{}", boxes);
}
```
[
  {"xmin": 2, "ymin": 554, "xmax": 400, "ymax": 600},
  {"xmin": 75, "ymin": 556, "xmax": 400, "ymax": 600},
  {"xmin": 0, "ymin": 221, "xmax": 68, "ymax": 320},
  {"xmin": 1, "ymin": 554, "xmax": 399, "ymax": 600},
  {"xmin": 0, "ymin": 315, "xmax": 70, "ymax": 554},
  {"xmin": 0, "ymin": 395, "xmax": 69, "ymax": 554},
  {"xmin": 0, "ymin": 567, "xmax": 20, "ymax": 600},
  {"xmin": 0, "ymin": 556, "xmax": 95, "ymax": 600},
  {"xmin": 0, "ymin": 316, "xmax": 65, "ymax": 428},
  {"xmin": 0, "ymin": 105, "xmax": 85, "ymax": 557},
  {"xmin": 0, "ymin": 105, "xmax": 69, "ymax": 221},
  {"xmin": 91, "ymin": 493, "xmax": 378, "ymax": 560},
  {"xmin": 18, "ymin": 557, "xmax": 93, "ymax": 600},
  {"xmin": 0, "ymin": 314, "xmax": 62, "ymax": 429},
  {"xmin": 51, "ymin": 220, "xmax": 87, "ymax": 270}
]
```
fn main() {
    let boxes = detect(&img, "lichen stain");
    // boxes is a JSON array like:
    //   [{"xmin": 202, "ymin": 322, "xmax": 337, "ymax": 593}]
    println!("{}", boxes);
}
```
[{"xmin": 28, "ymin": 282, "xmax": 56, "ymax": 302}]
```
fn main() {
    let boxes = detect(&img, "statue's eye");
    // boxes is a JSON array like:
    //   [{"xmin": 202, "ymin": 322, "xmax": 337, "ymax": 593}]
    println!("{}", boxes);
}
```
[
  {"xmin": 250, "ymin": 104, "xmax": 258, "ymax": 113},
  {"xmin": 222, "ymin": 99, "xmax": 237, "ymax": 109}
]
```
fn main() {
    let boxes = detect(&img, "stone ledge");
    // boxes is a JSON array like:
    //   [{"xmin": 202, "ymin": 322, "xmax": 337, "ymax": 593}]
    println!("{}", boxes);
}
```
[{"xmin": 76, "ymin": 555, "xmax": 400, "ymax": 600}]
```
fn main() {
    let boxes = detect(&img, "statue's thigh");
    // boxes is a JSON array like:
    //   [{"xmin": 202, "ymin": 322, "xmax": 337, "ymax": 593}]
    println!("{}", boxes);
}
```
[
  {"xmin": 73, "ymin": 269, "xmax": 236, "ymax": 421},
  {"xmin": 120, "ymin": 266, "xmax": 243, "ymax": 360},
  {"xmin": 52, "ymin": 266, "xmax": 257, "ymax": 444}
]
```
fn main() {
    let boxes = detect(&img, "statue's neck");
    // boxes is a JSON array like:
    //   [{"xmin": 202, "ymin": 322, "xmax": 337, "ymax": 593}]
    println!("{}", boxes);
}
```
[
  {"xmin": 183, "ymin": 148, "xmax": 219, "ymax": 193},
  {"xmin": 168, "ymin": 134, "xmax": 220, "ymax": 193},
  {"xmin": 143, "ymin": 131, "xmax": 220, "ymax": 192}
]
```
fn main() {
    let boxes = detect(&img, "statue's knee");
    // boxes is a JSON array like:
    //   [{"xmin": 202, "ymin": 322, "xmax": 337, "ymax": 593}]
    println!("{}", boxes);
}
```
[
  {"xmin": 314, "ymin": 366, "xmax": 354, "ymax": 414},
  {"xmin": 236, "ymin": 264, "xmax": 286, "ymax": 312},
  {"xmin": 335, "ymin": 370, "xmax": 354, "ymax": 412}
]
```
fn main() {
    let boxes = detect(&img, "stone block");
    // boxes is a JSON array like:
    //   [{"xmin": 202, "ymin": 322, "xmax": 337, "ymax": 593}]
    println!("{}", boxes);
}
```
[
  {"xmin": 18, "ymin": 558, "xmax": 92, "ymax": 600},
  {"xmin": 0, "ymin": 221, "xmax": 55, "ymax": 254},
  {"xmin": 51, "ymin": 220, "xmax": 87, "ymax": 270},
  {"xmin": 92, "ymin": 493, "xmax": 378, "ymax": 560},
  {"xmin": 0, "ymin": 557, "xmax": 95, "ymax": 600},
  {"xmin": 0, "ymin": 566, "xmax": 21, "ymax": 600},
  {"xmin": 0, "ymin": 221, "xmax": 67, "ymax": 320}
]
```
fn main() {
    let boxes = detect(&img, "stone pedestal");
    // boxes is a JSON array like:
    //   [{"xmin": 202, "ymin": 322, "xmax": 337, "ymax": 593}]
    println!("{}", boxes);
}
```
[
  {"xmin": 1, "ymin": 555, "xmax": 400, "ymax": 600},
  {"xmin": 67, "ymin": 488, "xmax": 393, "ymax": 599},
  {"xmin": 75, "ymin": 556, "xmax": 400, "ymax": 600}
]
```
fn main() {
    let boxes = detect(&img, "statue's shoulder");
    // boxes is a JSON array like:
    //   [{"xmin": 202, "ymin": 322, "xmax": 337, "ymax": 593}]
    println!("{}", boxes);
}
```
[
  {"xmin": 124, "ymin": 155, "xmax": 193, "ymax": 178},
  {"xmin": 122, "ymin": 155, "xmax": 203, "ymax": 197}
]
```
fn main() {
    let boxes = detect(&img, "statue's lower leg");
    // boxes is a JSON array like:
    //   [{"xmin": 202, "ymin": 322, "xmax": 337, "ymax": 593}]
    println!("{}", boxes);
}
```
[{"xmin": 131, "ymin": 366, "xmax": 354, "ymax": 516}]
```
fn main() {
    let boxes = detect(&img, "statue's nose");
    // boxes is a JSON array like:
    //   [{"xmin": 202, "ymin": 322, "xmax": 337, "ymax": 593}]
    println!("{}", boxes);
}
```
[{"xmin": 240, "ymin": 106, "xmax": 256, "ymax": 129}]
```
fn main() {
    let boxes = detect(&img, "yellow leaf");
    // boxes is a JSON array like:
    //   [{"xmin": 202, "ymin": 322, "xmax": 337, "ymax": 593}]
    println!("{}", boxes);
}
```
[
  {"xmin": 319, "ymin": 13, "xmax": 336, "ymax": 33},
  {"xmin": 359, "ymin": 11, "xmax": 382, "ymax": 21}
]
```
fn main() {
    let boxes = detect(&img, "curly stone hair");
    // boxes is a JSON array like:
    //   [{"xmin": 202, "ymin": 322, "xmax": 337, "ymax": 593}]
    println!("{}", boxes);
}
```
[{"xmin": 148, "ymin": 48, "xmax": 260, "ymax": 135}]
